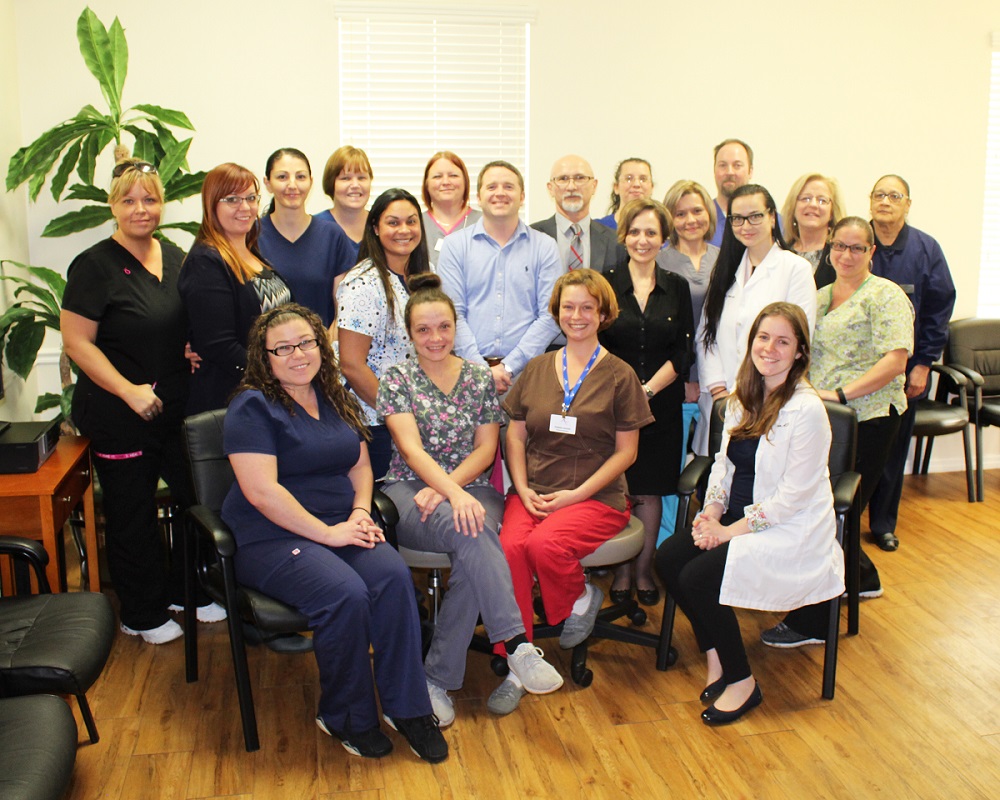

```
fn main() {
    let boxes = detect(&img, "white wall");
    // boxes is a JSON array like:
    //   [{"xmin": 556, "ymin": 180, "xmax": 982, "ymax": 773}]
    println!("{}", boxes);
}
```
[{"xmin": 6, "ymin": 0, "xmax": 1000, "ymax": 465}]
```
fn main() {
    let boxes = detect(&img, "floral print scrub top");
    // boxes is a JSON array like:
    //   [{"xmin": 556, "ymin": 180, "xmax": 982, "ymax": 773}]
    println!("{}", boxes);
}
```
[
  {"xmin": 810, "ymin": 274, "xmax": 914, "ymax": 423},
  {"xmin": 377, "ymin": 359, "xmax": 503, "ymax": 487}
]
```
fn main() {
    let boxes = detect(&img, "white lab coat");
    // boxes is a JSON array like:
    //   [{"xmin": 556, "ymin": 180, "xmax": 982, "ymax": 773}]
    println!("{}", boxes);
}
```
[
  {"xmin": 706, "ymin": 384, "xmax": 844, "ymax": 612},
  {"xmin": 693, "ymin": 244, "xmax": 817, "ymax": 454}
]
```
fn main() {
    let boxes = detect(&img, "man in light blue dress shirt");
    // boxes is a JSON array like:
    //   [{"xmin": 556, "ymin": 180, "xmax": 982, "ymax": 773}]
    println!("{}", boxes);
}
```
[{"xmin": 438, "ymin": 161, "xmax": 562, "ymax": 395}]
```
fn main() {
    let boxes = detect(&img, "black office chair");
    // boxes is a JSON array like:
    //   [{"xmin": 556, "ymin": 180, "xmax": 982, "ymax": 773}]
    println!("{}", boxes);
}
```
[
  {"xmin": 181, "ymin": 409, "xmax": 400, "ymax": 752},
  {"xmin": 0, "ymin": 694, "xmax": 78, "ymax": 800},
  {"xmin": 910, "ymin": 365, "xmax": 976, "ymax": 502},
  {"xmin": 656, "ymin": 397, "xmax": 861, "ymax": 700},
  {"xmin": 945, "ymin": 318, "xmax": 1000, "ymax": 501},
  {"xmin": 0, "ymin": 536, "xmax": 114, "ymax": 744}
]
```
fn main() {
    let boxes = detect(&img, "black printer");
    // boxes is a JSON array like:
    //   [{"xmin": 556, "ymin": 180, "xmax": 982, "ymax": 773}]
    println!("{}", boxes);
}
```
[{"xmin": 0, "ymin": 419, "xmax": 61, "ymax": 474}]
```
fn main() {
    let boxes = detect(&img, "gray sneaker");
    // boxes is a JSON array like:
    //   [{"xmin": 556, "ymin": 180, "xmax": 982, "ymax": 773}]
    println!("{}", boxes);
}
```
[
  {"xmin": 426, "ymin": 681, "xmax": 455, "ymax": 727},
  {"xmin": 487, "ymin": 677, "xmax": 526, "ymax": 716},
  {"xmin": 507, "ymin": 643, "xmax": 563, "ymax": 694},
  {"xmin": 760, "ymin": 622, "xmax": 824, "ymax": 649},
  {"xmin": 559, "ymin": 585, "xmax": 604, "ymax": 649}
]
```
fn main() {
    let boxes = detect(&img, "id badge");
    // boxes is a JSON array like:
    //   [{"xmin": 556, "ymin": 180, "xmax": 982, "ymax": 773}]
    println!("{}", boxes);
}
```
[
  {"xmin": 435, "ymin": 238, "xmax": 444, "ymax": 252},
  {"xmin": 550, "ymin": 414, "xmax": 577, "ymax": 434}
]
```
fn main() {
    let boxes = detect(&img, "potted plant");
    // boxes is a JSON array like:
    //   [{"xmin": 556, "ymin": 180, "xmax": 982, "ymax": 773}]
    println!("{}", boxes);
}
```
[{"xmin": 2, "ymin": 6, "xmax": 205, "ymax": 421}]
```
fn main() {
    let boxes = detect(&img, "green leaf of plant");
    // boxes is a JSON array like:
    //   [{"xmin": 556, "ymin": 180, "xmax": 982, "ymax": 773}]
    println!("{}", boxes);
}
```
[
  {"xmin": 50, "ymin": 140, "xmax": 82, "ymax": 201},
  {"xmin": 76, "ymin": 7, "xmax": 120, "ymax": 118},
  {"xmin": 77, "ymin": 131, "xmax": 99, "ymax": 185},
  {"xmin": 61, "ymin": 385, "xmax": 76, "ymax": 422},
  {"xmin": 6, "ymin": 119, "xmax": 98, "ymax": 191},
  {"xmin": 5, "ymin": 319, "xmax": 46, "ymax": 380},
  {"xmin": 0, "ymin": 262, "xmax": 67, "ymax": 302},
  {"xmin": 157, "ymin": 221, "xmax": 201, "ymax": 235},
  {"xmin": 0, "ymin": 305, "xmax": 37, "ymax": 337},
  {"xmin": 132, "ymin": 104, "xmax": 195, "ymax": 131},
  {"xmin": 9, "ymin": 281, "xmax": 61, "ymax": 318},
  {"xmin": 164, "ymin": 171, "xmax": 206, "ymax": 202},
  {"xmin": 28, "ymin": 147, "xmax": 60, "ymax": 201},
  {"xmin": 157, "ymin": 138, "xmax": 191, "ymax": 184},
  {"xmin": 65, "ymin": 183, "xmax": 108, "ymax": 202},
  {"xmin": 35, "ymin": 392, "xmax": 62, "ymax": 413},
  {"xmin": 153, "ymin": 230, "xmax": 178, "ymax": 248},
  {"xmin": 75, "ymin": 104, "xmax": 107, "ymax": 122},
  {"xmin": 41, "ymin": 205, "xmax": 114, "ymax": 238},
  {"xmin": 108, "ymin": 17, "xmax": 128, "ymax": 105},
  {"xmin": 148, "ymin": 120, "xmax": 186, "ymax": 168}
]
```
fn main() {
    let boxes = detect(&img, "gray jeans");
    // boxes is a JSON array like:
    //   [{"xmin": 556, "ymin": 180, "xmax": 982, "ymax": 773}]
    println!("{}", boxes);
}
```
[{"xmin": 382, "ymin": 480, "xmax": 524, "ymax": 690}]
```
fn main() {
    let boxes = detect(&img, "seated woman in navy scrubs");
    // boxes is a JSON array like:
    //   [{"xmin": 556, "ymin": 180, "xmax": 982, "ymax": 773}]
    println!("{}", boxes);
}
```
[{"xmin": 222, "ymin": 303, "xmax": 447, "ymax": 763}]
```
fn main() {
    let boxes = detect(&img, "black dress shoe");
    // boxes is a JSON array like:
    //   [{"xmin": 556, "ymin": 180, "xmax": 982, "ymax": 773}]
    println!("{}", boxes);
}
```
[
  {"xmin": 636, "ymin": 587, "xmax": 660, "ymax": 606},
  {"xmin": 700, "ymin": 677, "xmax": 726, "ymax": 704},
  {"xmin": 874, "ymin": 532, "xmax": 899, "ymax": 552},
  {"xmin": 701, "ymin": 684, "xmax": 762, "ymax": 726},
  {"xmin": 609, "ymin": 588, "xmax": 633, "ymax": 605}
]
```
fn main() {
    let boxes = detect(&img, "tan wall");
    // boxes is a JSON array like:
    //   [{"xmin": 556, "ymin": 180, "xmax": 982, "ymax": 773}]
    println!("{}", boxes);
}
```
[{"xmin": 6, "ymin": 0, "xmax": 1000, "ymax": 463}]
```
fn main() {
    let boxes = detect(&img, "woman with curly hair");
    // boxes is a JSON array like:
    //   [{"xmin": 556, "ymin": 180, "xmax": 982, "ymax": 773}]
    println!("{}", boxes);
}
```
[{"xmin": 222, "ymin": 303, "xmax": 447, "ymax": 764}]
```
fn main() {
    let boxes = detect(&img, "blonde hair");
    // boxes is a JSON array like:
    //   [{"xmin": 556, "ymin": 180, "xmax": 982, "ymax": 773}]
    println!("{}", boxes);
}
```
[
  {"xmin": 780, "ymin": 173, "xmax": 845, "ymax": 245},
  {"xmin": 662, "ymin": 180, "xmax": 716, "ymax": 246}
]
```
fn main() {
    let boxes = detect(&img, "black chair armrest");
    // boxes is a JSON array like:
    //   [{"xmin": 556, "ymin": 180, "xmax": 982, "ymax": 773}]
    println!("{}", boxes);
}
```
[
  {"xmin": 930, "ymin": 363, "xmax": 970, "ymax": 406},
  {"xmin": 0, "ymin": 536, "xmax": 51, "ymax": 593},
  {"xmin": 372, "ymin": 490, "xmax": 399, "ymax": 549},
  {"xmin": 947, "ymin": 363, "xmax": 985, "ymax": 388},
  {"xmin": 187, "ymin": 504, "xmax": 238, "ymax": 558},
  {"xmin": 677, "ymin": 455, "xmax": 712, "ymax": 496},
  {"xmin": 832, "ymin": 472, "xmax": 861, "ymax": 517}
]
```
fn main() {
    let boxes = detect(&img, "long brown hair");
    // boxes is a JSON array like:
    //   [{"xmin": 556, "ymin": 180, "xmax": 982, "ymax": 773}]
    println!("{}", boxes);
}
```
[
  {"xmin": 728, "ymin": 302, "xmax": 811, "ymax": 440},
  {"xmin": 238, "ymin": 303, "xmax": 369, "ymax": 436},
  {"xmin": 195, "ymin": 163, "xmax": 266, "ymax": 284}
]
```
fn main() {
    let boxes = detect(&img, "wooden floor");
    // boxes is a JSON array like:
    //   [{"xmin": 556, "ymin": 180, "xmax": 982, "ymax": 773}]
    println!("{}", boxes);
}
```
[{"xmin": 59, "ymin": 470, "xmax": 1000, "ymax": 799}]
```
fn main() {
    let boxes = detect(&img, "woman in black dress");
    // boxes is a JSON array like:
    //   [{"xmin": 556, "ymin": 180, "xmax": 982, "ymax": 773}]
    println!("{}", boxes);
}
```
[{"xmin": 600, "ymin": 198, "xmax": 693, "ymax": 605}]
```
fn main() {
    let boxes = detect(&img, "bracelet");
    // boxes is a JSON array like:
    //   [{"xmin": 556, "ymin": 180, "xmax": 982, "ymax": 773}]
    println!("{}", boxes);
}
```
[
  {"xmin": 836, "ymin": 387, "xmax": 847, "ymax": 405},
  {"xmin": 352, "ymin": 506, "xmax": 372, "ymax": 516}
]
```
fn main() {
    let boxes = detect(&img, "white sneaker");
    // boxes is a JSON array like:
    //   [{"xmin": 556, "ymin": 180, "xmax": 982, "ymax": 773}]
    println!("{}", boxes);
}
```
[
  {"xmin": 120, "ymin": 619, "xmax": 183, "ymax": 645},
  {"xmin": 426, "ymin": 681, "xmax": 455, "ymax": 727},
  {"xmin": 506, "ymin": 643, "xmax": 564, "ymax": 694},
  {"xmin": 168, "ymin": 602, "xmax": 228, "ymax": 623}
]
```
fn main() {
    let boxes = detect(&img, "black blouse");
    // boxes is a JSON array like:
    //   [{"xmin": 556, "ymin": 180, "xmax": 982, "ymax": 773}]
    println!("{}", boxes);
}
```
[{"xmin": 599, "ymin": 265, "xmax": 694, "ymax": 385}]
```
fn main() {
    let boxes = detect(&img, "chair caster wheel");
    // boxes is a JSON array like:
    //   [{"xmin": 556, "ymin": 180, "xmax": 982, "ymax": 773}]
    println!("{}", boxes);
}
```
[
  {"xmin": 629, "ymin": 609, "xmax": 647, "ymax": 626},
  {"xmin": 491, "ymin": 655, "xmax": 509, "ymax": 677},
  {"xmin": 571, "ymin": 666, "xmax": 593, "ymax": 687}
]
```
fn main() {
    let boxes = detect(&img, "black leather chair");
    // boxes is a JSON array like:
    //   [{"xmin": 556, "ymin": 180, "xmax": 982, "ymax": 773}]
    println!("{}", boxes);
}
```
[
  {"xmin": 181, "ymin": 409, "xmax": 401, "ymax": 752},
  {"xmin": 945, "ymin": 318, "xmax": 1000, "ymax": 501},
  {"xmin": 0, "ymin": 536, "xmax": 114, "ymax": 744},
  {"xmin": 0, "ymin": 695, "xmax": 77, "ymax": 800},
  {"xmin": 910, "ymin": 365, "xmax": 976, "ymax": 502},
  {"xmin": 656, "ymin": 398, "xmax": 861, "ymax": 700}
]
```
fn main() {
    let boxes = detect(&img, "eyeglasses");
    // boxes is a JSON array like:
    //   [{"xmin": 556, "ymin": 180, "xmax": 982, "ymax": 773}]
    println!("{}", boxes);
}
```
[
  {"xmin": 266, "ymin": 338, "xmax": 320, "ymax": 357},
  {"xmin": 797, "ymin": 195, "xmax": 831, "ymax": 207},
  {"xmin": 112, "ymin": 161, "xmax": 158, "ymax": 178},
  {"xmin": 551, "ymin": 174, "xmax": 593, "ymax": 187},
  {"xmin": 871, "ymin": 191, "xmax": 907, "ymax": 204},
  {"xmin": 830, "ymin": 241, "xmax": 871, "ymax": 255},
  {"xmin": 729, "ymin": 211, "xmax": 767, "ymax": 227},
  {"xmin": 621, "ymin": 174, "xmax": 650, "ymax": 185},
  {"xmin": 219, "ymin": 194, "xmax": 262, "ymax": 206}
]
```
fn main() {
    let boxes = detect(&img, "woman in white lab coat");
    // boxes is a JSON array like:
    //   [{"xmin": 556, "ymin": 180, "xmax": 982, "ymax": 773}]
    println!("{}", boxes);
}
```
[
  {"xmin": 655, "ymin": 302, "xmax": 843, "ymax": 726},
  {"xmin": 693, "ymin": 184, "xmax": 816, "ymax": 454}
]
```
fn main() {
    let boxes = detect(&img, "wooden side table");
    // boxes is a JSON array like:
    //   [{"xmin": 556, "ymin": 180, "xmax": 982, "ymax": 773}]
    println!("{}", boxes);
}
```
[{"xmin": 0, "ymin": 435, "xmax": 99, "ymax": 593}]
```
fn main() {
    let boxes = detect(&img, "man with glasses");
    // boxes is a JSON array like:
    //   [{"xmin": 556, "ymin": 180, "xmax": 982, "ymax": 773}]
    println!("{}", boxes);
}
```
[
  {"xmin": 531, "ymin": 154, "xmax": 625, "ymax": 274},
  {"xmin": 438, "ymin": 160, "xmax": 561, "ymax": 395},
  {"xmin": 866, "ymin": 174, "xmax": 956, "ymax": 553}
]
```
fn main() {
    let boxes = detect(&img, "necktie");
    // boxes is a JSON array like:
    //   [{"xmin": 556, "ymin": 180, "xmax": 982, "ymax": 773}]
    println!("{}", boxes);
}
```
[{"xmin": 567, "ymin": 223, "xmax": 584, "ymax": 270}]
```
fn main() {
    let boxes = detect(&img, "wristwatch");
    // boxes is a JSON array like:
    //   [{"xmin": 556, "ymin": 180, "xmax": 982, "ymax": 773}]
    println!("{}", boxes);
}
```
[{"xmin": 643, "ymin": 384, "xmax": 654, "ymax": 399}]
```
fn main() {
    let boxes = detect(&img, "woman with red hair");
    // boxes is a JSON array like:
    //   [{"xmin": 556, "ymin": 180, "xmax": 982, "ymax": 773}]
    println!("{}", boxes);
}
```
[
  {"xmin": 420, "ymin": 151, "xmax": 481, "ymax": 266},
  {"xmin": 179, "ymin": 162, "xmax": 292, "ymax": 414}
]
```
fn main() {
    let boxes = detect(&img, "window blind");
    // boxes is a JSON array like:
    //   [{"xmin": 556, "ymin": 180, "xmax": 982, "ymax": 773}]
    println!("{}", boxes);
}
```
[
  {"xmin": 337, "ymin": 4, "xmax": 533, "ymax": 214},
  {"xmin": 978, "ymin": 33, "xmax": 1000, "ymax": 317}
]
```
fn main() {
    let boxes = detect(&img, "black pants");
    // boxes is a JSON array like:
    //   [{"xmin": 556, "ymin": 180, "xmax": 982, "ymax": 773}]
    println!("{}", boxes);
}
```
[
  {"xmin": 654, "ymin": 513, "xmax": 751, "ymax": 684},
  {"xmin": 868, "ymin": 398, "xmax": 918, "ymax": 535},
  {"xmin": 92, "ymin": 426, "xmax": 193, "ymax": 631},
  {"xmin": 784, "ymin": 408, "xmax": 901, "ymax": 637}
]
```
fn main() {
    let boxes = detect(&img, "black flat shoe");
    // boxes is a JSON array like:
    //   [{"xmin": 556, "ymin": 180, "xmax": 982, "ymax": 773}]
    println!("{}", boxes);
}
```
[
  {"xmin": 636, "ymin": 587, "xmax": 660, "ymax": 606},
  {"xmin": 700, "ymin": 678, "xmax": 726, "ymax": 704},
  {"xmin": 874, "ymin": 532, "xmax": 899, "ymax": 552},
  {"xmin": 609, "ymin": 588, "xmax": 633, "ymax": 605},
  {"xmin": 701, "ymin": 684, "xmax": 762, "ymax": 726}
]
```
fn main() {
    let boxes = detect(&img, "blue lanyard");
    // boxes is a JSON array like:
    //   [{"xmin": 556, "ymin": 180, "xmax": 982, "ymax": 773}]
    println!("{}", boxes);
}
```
[{"xmin": 562, "ymin": 345, "xmax": 601, "ymax": 415}]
